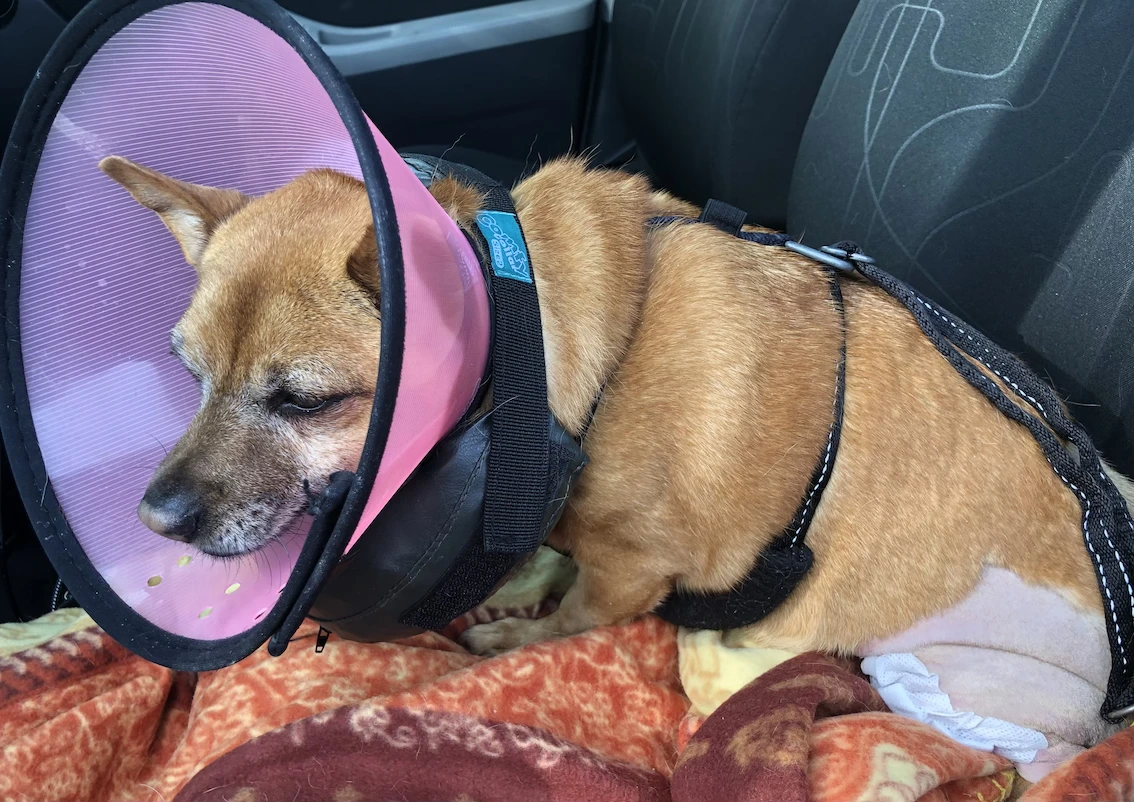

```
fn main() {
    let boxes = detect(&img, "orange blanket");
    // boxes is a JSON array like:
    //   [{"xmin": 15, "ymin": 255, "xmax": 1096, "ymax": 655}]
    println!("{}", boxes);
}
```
[{"xmin": 2, "ymin": 602, "xmax": 1132, "ymax": 801}]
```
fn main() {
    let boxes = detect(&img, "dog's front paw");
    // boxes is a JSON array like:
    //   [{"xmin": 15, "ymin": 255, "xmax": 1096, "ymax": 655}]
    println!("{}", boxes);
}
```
[{"xmin": 458, "ymin": 617, "xmax": 548, "ymax": 656}]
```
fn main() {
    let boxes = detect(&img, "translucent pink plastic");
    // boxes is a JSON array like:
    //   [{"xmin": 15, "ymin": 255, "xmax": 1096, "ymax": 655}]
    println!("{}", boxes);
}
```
[{"xmin": 19, "ymin": 2, "xmax": 490, "ymax": 639}]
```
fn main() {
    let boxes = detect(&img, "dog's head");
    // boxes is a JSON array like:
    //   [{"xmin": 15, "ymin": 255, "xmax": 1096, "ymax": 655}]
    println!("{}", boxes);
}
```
[{"xmin": 100, "ymin": 156, "xmax": 383, "ymax": 557}]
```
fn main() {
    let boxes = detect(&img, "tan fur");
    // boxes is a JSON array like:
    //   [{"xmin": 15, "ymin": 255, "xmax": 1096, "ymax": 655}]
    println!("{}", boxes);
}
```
[
  {"xmin": 726, "ymin": 282, "xmax": 1097, "ymax": 652},
  {"xmin": 101, "ymin": 154, "xmax": 1131, "ymax": 669}
]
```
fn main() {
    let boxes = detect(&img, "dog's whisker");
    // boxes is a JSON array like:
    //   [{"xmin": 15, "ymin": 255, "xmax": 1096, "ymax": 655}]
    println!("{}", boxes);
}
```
[
  {"xmin": 430, "ymin": 133, "xmax": 466, "ymax": 184},
  {"xmin": 523, "ymin": 134, "xmax": 539, "ymax": 180},
  {"xmin": 755, "ymin": 437, "xmax": 807, "ymax": 482},
  {"xmin": 148, "ymin": 433, "xmax": 170, "ymax": 458},
  {"xmin": 485, "ymin": 394, "xmax": 522, "ymax": 418}
]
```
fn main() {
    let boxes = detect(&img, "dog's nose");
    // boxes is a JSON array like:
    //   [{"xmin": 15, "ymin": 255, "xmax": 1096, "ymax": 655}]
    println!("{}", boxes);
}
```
[{"xmin": 137, "ymin": 483, "xmax": 203, "ymax": 542}]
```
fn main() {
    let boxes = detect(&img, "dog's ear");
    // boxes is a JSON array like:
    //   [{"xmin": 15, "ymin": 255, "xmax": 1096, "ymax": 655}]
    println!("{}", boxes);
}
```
[
  {"xmin": 346, "ymin": 222, "xmax": 381, "ymax": 309},
  {"xmin": 98, "ymin": 155, "xmax": 250, "ymax": 267}
]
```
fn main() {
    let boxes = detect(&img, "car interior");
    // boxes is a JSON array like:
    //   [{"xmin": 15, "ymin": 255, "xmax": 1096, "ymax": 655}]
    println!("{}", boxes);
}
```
[
  {"xmin": 3, "ymin": 3, "xmax": 1134, "ymax": 799},
  {"xmin": 1, "ymin": 0, "xmax": 1131, "ymax": 651}
]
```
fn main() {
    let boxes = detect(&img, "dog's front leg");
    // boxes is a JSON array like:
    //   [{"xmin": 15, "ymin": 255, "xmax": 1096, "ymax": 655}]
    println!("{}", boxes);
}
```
[{"xmin": 459, "ymin": 559, "xmax": 670, "ymax": 655}]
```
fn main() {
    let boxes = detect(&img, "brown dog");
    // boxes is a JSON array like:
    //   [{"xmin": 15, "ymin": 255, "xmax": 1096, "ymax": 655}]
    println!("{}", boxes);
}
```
[{"xmin": 101, "ymin": 154, "xmax": 1134, "ymax": 769}]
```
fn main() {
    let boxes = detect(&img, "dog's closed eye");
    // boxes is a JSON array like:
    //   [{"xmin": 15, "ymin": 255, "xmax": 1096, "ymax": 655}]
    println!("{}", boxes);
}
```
[{"xmin": 270, "ymin": 389, "xmax": 350, "ymax": 417}]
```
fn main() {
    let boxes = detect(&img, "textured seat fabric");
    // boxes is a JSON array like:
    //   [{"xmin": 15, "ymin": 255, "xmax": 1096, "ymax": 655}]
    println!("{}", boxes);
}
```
[
  {"xmin": 611, "ymin": 0, "xmax": 860, "ymax": 230},
  {"xmin": 788, "ymin": 1, "xmax": 1134, "ymax": 476}
]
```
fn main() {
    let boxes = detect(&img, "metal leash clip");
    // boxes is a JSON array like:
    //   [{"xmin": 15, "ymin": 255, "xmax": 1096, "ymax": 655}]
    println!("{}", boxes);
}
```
[{"xmin": 784, "ymin": 241, "xmax": 875, "ymax": 274}]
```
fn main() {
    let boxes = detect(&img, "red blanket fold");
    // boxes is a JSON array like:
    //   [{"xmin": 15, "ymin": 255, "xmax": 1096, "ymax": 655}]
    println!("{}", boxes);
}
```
[
  {"xmin": 672, "ymin": 653, "xmax": 1015, "ymax": 802},
  {"xmin": 175, "ymin": 706, "xmax": 672, "ymax": 802}
]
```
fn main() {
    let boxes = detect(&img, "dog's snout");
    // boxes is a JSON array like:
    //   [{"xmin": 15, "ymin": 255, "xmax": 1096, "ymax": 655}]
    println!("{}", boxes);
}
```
[{"xmin": 138, "ymin": 481, "xmax": 204, "ymax": 542}]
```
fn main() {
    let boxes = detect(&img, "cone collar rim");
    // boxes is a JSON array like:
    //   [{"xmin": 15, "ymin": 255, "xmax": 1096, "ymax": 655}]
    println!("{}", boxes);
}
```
[{"xmin": 0, "ymin": 0, "xmax": 405, "ymax": 670}]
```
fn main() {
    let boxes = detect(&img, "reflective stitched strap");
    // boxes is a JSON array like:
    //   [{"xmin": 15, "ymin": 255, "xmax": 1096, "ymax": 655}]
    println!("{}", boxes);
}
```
[{"xmin": 853, "ymin": 259, "xmax": 1134, "ymax": 720}]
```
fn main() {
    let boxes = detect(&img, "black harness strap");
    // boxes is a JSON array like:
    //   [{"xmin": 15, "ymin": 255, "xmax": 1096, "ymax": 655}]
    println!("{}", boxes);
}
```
[
  {"xmin": 848, "ymin": 251, "xmax": 1134, "ymax": 721},
  {"xmin": 648, "ymin": 200, "xmax": 1134, "ymax": 722},
  {"xmin": 699, "ymin": 199, "xmax": 748, "ymax": 237},
  {"xmin": 649, "ymin": 206, "xmax": 847, "ymax": 631}
]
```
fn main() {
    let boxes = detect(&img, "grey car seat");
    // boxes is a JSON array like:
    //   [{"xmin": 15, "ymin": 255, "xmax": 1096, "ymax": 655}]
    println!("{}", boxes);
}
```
[{"xmin": 411, "ymin": 0, "xmax": 862, "ymax": 228}]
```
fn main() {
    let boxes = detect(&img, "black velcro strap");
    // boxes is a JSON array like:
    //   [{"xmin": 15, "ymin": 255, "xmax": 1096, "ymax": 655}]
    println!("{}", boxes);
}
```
[
  {"xmin": 481, "ymin": 249, "xmax": 550, "ymax": 553},
  {"xmin": 402, "ymin": 155, "xmax": 549, "ymax": 554},
  {"xmin": 698, "ymin": 199, "xmax": 748, "ymax": 236},
  {"xmin": 655, "ymin": 538, "xmax": 813, "ymax": 630}
]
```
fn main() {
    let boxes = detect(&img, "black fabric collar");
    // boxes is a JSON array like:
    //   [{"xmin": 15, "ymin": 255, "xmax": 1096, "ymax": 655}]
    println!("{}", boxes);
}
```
[{"xmin": 647, "ymin": 202, "xmax": 847, "ymax": 631}]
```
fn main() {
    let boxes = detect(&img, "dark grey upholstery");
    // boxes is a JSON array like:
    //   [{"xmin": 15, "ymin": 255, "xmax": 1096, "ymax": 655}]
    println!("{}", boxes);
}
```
[
  {"xmin": 789, "ymin": 1, "xmax": 1134, "ymax": 475},
  {"xmin": 612, "ymin": 0, "xmax": 860, "ymax": 229}
]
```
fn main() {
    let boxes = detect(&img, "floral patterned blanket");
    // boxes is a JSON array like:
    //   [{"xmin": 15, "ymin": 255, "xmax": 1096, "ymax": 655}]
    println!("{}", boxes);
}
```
[{"xmin": 1, "ymin": 550, "xmax": 1130, "ymax": 802}]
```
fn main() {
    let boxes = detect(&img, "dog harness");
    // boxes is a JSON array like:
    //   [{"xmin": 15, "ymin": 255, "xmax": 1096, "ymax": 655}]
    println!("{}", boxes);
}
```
[
  {"xmin": 650, "ymin": 201, "xmax": 847, "ymax": 632},
  {"xmin": 647, "ymin": 199, "xmax": 1134, "ymax": 723}
]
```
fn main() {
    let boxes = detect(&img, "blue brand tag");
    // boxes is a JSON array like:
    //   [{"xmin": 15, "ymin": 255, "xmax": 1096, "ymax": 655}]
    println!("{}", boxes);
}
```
[{"xmin": 475, "ymin": 211, "xmax": 532, "ymax": 284}]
